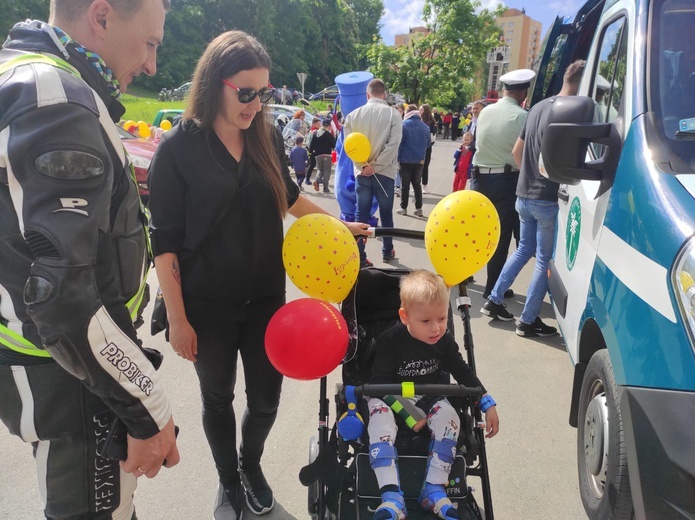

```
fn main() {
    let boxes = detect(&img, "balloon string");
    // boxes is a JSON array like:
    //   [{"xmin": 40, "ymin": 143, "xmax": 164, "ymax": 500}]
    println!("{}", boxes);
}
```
[{"xmin": 371, "ymin": 172, "xmax": 389, "ymax": 197}]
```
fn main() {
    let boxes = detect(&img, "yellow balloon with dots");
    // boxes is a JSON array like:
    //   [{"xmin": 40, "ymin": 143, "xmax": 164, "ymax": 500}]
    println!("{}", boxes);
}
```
[
  {"xmin": 425, "ymin": 190, "xmax": 500, "ymax": 287},
  {"xmin": 283, "ymin": 214, "xmax": 360, "ymax": 303}
]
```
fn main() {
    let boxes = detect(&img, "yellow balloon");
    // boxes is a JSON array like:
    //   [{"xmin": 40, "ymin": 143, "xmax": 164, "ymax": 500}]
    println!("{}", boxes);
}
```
[
  {"xmin": 123, "ymin": 120, "xmax": 135, "ymax": 130},
  {"xmin": 344, "ymin": 132, "xmax": 371, "ymax": 163},
  {"xmin": 137, "ymin": 121, "xmax": 150, "ymax": 138},
  {"xmin": 283, "ymin": 214, "xmax": 359, "ymax": 303},
  {"xmin": 425, "ymin": 191, "xmax": 500, "ymax": 286},
  {"xmin": 160, "ymin": 119, "xmax": 172, "ymax": 131}
]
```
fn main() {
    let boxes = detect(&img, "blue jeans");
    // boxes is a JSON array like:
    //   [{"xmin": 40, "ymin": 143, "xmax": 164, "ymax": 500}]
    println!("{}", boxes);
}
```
[
  {"xmin": 490, "ymin": 197, "xmax": 559, "ymax": 325},
  {"xmin": 356, "ymin": 173, "xmax": 395, "ymax": 262}
]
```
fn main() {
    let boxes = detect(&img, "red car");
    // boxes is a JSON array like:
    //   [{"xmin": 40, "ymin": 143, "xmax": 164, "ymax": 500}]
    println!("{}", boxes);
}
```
[{"xmin": 118, "ymin": 126, "xmax": 156, "ymax": 204}]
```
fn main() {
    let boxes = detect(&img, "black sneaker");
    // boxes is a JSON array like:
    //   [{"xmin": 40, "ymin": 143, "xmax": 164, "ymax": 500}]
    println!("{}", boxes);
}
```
[
  {"xmin": 360, "ymin": 258, "xmax": 374, "ymax": 269},
  {"xmin": 481, "ymin": 300, "xmax": 514, "ymax": 321},
  {"xmin": 516, "ymin": 317, "xmax": 558, "ymax": 337},
  {"xmin": 239, "ymin": 466, "xmax": 274, "ymax": 515},
  {"xmin": 383, "ymin": 249, "xmax": 396, "ymax": 263},
  {"xmin": 214, "ymin": 482, "xmax": 243, "ymax": 520}
]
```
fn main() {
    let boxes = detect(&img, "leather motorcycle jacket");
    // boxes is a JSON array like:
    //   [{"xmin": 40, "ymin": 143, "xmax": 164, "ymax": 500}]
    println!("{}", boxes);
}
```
[{"xmin": 0, "ymin": 21, "xmax": 170, "ymax": 439}]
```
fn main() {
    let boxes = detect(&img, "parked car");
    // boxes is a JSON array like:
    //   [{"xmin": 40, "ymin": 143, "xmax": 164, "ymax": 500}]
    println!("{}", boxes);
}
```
[
  {"xmin": 118, "ymin": 126, "xmax": 156, "ymax": 204},
  {"xmin": 308, "ymin": 84, "xmax": 339, "ymax": 101},
  {"xmin": 153, "ymin": 109, "xmax": 183, "ymax": 128},
  {"xmin": 534, "ymin": 0, "xmax": 695, "ymax": 518},
  {"xmin": 171, "ymin": 81, "xmax": 191, "ymax": 101}
]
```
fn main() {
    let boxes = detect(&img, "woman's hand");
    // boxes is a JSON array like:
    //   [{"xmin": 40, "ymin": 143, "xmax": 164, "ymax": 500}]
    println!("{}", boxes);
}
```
[
  {"xmin": 168, "ymin": 318, "xmax": 198, "ymax": 362},
  {"xmin": 343, "ymin": 221, "xmax": 372, "ymax": 237},
  {"xmin": 484, "ymin": 406, "xmax": 499, "ymax": 438}
]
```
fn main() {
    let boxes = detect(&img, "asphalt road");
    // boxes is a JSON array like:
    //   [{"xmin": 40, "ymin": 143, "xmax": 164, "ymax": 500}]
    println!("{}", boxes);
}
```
[{"xmin": 0, "ymin": 135, "xmax": 586, "ymax": 520}]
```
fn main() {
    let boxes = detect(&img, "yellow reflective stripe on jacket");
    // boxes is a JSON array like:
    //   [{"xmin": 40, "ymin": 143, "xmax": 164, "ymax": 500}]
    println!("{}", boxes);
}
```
[
  {"xmin": 0, "ymin": 324, "xmax": 51, "ymax": 358},
  {"xmin": 0, "ymin": 52, "xmax": 80, "ymax": 78}
]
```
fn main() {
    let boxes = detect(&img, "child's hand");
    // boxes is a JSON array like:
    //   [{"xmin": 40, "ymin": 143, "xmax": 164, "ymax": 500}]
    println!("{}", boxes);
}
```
[
  {"xmin": 484, "ymin": 406, "xmax": 499, "ymax": 438},
  {"xmin": 412, "ymin": 417, "xmax": 427, "ymax": 432}
]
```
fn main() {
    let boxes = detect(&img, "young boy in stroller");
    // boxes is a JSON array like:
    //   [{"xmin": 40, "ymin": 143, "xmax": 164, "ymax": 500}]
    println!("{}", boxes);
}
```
[{"xmin": 366, "ymin": 270, "xmax": 499, "ymax": 520}]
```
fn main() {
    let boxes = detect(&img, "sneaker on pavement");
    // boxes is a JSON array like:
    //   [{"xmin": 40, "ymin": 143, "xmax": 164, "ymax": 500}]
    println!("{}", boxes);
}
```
[
  {"xmin": 396, "ymin": 207, "xmax": 407, "ymax": 215},
  {"xmin": 214, "ymin": 482, "xmax": 243, "ymax": 520},
  {"xmin": 481, "ymin": 300, "xmax": 514, "ymax": 321},
  {"xmin": 323, "ymin": 188, "xmax": 331, "ymax": 193},
  {"xmin": 360, "ymin": 258, "xmax": 374, "ymax": 269},
  {"xmin": 422, "ymin": 185, "xmax": 429, "ymax": 194},
  {"xmin": 313, "ymin": 180, "xmax": 319, "ymax": 192},
  {"xmin": 504, "ymin": 288, "xmax": 514, "ymax": 298},
  {"xmin": 414, "ymin": 208, "xmax": 424, "ymax": 217},
  {"xmin": 395, "ymin": 188, "xmax": 401, "ymax": 197},
  {"xmin": 239, "ymin": 466, "xmax": 274, "ymax": 515},
  {"xmin": 516, "ymin": 317, "xmax": 558, "ymax": 337},
  {"xmin": 383, "ymin": 249, "xmax": 396, "ymax": 263}
]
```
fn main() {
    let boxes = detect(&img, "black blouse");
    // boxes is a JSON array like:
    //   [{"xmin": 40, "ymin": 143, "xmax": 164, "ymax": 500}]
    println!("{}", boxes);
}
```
[{"xmin": 148, "ymin": 120, "xmax": 300, "ymax": 305}]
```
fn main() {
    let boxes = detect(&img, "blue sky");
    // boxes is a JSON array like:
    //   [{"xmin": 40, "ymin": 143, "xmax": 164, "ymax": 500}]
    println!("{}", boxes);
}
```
[{"xmin": 379, "ymin": 0, "xmax": 584, "ymax": 46}]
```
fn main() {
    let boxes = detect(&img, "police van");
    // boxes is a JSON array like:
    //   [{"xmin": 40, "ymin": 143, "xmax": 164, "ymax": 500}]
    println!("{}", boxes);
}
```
[{"xmin": 532, "ymin": 0, "xmax": 695, "ymax": 518}]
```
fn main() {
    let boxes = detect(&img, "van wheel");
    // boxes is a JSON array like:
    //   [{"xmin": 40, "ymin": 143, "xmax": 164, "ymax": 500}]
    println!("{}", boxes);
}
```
[{"xmin": 577, "ymin": 350, "xmax": 634, "ymax": 519}]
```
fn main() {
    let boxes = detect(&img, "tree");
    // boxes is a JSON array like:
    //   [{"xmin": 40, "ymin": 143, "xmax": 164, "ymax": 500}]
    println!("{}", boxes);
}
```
[
  {"xmin": 0, "ymin": 0, "xmax": 49, "ymax": 42},
  {"xmin": 363, "ymin": 0, "xmax": 503, "ymax": 106}
]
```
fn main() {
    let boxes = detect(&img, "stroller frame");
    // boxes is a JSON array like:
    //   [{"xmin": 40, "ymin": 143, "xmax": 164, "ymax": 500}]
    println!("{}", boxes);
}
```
[{"xmin": 302, "ymin": 229, "xmax": 494, "ymax": 520}]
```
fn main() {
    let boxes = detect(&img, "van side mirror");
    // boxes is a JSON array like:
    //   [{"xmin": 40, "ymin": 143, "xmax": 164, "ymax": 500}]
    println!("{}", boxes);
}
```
[{"xmin": 541, "ymin": 96, "xmax": 622, "ymax": 185}]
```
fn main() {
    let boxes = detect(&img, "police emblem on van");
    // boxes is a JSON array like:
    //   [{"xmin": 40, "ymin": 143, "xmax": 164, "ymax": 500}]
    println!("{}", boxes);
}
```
[{"xmin": 566, "ymin": 197, "xmax": 581, "ymax": 271}]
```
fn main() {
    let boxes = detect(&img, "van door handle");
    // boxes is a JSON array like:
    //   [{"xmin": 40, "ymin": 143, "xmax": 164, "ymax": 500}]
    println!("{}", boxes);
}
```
[{"xmin": 558, "ymin": 187, "xmax": 570, "ymax": 203}]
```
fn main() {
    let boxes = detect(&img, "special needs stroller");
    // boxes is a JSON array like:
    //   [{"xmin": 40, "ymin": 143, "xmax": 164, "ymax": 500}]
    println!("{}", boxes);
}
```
[{"xmin": 299, "ymin": 229, "xmax": 494, "ymax": 520}]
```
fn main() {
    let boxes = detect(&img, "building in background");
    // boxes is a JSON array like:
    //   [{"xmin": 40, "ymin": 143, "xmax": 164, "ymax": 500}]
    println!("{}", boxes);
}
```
[
  {"xmin": 496, "ymin": 8, "xmax": 542, "ymax": 71},
  {"xmin": 394, "ymin": 26, "xmax": 430, "ymax": 47}
]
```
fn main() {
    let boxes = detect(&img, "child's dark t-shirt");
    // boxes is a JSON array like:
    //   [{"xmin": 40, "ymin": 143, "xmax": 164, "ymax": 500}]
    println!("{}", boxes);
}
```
[{"xmin": 369, "ymin": 322, "xmax": 486, "ymax": 392}]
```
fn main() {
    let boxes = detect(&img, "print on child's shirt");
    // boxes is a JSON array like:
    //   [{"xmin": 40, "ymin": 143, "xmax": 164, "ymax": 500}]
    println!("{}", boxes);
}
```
[{"xmin": 397, "ymin": 358, "xmax": 439, "ymax": 378}]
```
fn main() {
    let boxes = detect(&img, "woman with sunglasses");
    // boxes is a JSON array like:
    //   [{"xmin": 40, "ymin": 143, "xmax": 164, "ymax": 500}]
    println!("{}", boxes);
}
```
[{"xmin": 147, "ymin": 30, "xmax": 369, "ymax": 520}]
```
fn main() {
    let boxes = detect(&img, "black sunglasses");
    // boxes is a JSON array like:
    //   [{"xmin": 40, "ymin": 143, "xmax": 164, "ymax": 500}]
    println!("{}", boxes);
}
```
[{"xmin": 221, "ymin": 79, "xmax": 275, "ymax": 103}]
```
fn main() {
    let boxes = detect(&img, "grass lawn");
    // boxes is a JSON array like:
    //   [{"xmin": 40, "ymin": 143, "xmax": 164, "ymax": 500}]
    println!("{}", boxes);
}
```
[{"xmin": 120, "ymin": 88, "xmax": 331, "ymax": 124}]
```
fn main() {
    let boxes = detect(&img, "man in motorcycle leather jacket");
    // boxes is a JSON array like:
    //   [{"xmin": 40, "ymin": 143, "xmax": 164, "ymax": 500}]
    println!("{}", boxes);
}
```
[{"xmin": 0, "ymin": 1, "xmax": 179, "ymax": 518}]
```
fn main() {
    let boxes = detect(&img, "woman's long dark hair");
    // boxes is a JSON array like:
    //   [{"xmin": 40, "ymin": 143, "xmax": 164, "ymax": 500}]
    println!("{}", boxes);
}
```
[
  {"xmin": 420, "ymin": 103, "xmax": 434, "ymax": 126},
  {"xmin": 184, "ymin": 30, "xmax": 287, "ymax": 216}
]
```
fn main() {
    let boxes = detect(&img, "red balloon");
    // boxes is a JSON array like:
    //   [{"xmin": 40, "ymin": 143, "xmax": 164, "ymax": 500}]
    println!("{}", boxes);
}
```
[{"xmin": 265, "ymin": 298, "xmax": 348, "ymax": 380}]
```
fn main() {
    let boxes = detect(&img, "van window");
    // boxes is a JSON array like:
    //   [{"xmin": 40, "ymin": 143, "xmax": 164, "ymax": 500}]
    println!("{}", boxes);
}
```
[
  {"xmin": 589, "ymin": 16, "xmax": 627, "ymax": 158},
  {"xmin": 591, "ymin": 17, "xmax": 626, "ymax": 125},
  {"xmin": 651, "ymin": 0, "xmax": 695, "ymax": 172}
]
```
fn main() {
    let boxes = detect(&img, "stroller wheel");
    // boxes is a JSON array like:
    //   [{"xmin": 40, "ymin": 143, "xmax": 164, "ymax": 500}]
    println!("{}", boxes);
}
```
[{"xmin": 308, "ymin": 437, "xmax": 336, "ymax": 519}]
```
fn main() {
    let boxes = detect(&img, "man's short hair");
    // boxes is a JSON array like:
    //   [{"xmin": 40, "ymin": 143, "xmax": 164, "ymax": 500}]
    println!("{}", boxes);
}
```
[
  {"xmin": 406, "ymin": 104, "xmax": 418, "ymax": 113},
  {"xmin": 51, "ymin": 0, "xmax": 170, "ymax": 21},
  {"xmin": 563, "ymin": 60, "xmax": 586, "ymax": 85},
  {"xmin": 400, "ymin": 270, "xmax": 449, "ymax": 310},
  {"xmin": 367, "ymin": 78, "xmax": 386, "ymax": 97},
  {"xmin": 472, "ymin": 100, "xmax": 484, "ymax": 108}
]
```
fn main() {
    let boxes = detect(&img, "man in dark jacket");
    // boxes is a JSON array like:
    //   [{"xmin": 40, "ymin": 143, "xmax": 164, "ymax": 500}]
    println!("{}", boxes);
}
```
[
  {"xmin": 0, "ymin": 1, "xmax": 179, "ymax": 518},
  {"xmin": 396, "ymin": 105, "xmax": 431, "ymax": 218},
  {"xmin": 310, "ymin": 118, "xmax": 336, "ymax": 193}
]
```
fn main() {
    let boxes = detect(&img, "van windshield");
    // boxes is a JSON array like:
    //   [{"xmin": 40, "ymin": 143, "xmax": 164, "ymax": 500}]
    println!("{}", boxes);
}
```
[{"xmin": 651, "ymin": 0, "xmax": 695, "ymax": 171}]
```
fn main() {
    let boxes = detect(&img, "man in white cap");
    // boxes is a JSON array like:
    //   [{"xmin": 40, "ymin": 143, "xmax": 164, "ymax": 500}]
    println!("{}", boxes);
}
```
[
  {"xmin": 482, "ymin": 60, "xmax": 585, "ymax": 335},
  {"xmin": 470, "ymin": 68, "xmax": 535, "ymax": 302}
]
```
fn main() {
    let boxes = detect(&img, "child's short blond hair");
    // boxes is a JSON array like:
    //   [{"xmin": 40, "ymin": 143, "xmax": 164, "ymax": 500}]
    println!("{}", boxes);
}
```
[{"xmin": 399, "ymin": 270, "xmax": 449, "ymax": 310}]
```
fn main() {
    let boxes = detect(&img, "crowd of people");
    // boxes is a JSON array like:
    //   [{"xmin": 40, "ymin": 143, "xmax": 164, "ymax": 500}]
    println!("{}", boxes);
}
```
[{"xmin": 0, "ymin": 1, "xmax": 572, "ymax": 520}]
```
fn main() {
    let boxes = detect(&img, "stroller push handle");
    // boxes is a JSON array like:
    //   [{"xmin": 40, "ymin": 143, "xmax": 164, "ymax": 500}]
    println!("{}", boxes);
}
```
[
  {"xmin": 353, "ymin": 383, "xmax": 484, "ymax": 400},
  {"xmin": 367, "ymin": 227, "xmax": 425, "ymax": 240}
]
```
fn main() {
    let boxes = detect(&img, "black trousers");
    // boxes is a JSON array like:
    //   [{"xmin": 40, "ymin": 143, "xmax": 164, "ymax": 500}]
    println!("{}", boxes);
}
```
[
  {"xmin": 399, "ymin": 162, "xmax": 424, "ymax": 210},
  {"xmin": 469, "ymin": 172, "xmax": 520, "ymax": 297},
  {"xmin": 0, "ymin": 362, "xmax": 136, "ymax": 519},
  {"xmin": 187, "ymin": 297, "xmax": 284, "ymax": 486},
  {"xmin": 306, "ymin": 154, "xmax": 317, "ymax": 182},
  {"xmin": 422, "ymin": 146, "xmax": 432, "ymax": 186}
]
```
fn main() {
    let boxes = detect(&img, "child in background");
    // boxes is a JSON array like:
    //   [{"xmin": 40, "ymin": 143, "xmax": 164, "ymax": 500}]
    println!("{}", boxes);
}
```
[
  {"xmin": 289, "ymin": 135, "xmax": 309, "ymax": 191},
  {"xmin": 367, "ymin": 270, "xmax": 499, "ymax": 520},
  {"xmin": 452, "ymin": 131, "xmax": 474, "ymax": 192}
]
